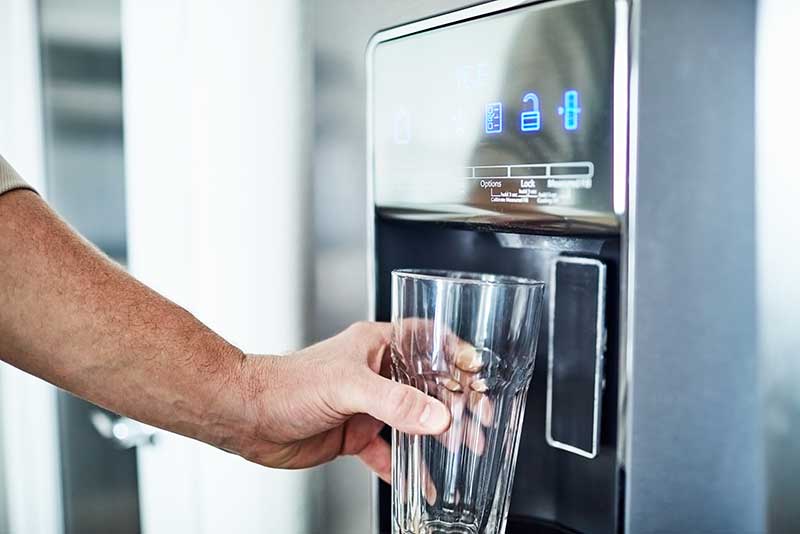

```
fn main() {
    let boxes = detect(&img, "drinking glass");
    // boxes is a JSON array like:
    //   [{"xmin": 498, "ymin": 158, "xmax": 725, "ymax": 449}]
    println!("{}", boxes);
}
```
[{"xmin": 390, "ymin": 269, "xmax": 545, "ymax": 534}]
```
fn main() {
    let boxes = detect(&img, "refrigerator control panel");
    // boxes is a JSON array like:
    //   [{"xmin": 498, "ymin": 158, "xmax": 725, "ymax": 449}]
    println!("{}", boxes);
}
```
[{"xmin": 369, "ymin": 0, "xmax": 620, "ymax": 232}]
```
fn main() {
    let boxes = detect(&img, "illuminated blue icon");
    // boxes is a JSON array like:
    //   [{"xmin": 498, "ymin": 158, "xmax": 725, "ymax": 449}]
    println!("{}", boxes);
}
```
[
  {"xmin": 557, "ymin": 89, "xmax": 581, "ymax": 131},
  {"xmin": 393, "ymin": 110, "xmax": 411, "ymax": 144},
  {"xmin": 485, "ymin": 102, "xmax": 503, "ymax": 134},
  {"xmin": 520, "ymin": 92, "xmax": 542, "ymax": 132}
]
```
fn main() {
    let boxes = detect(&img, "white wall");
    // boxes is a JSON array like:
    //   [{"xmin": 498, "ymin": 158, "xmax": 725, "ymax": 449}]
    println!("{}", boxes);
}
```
[
  {"xmin": 756, "ymin": 1, "xmax": 800, "ymax": 531},
  {"xmin": 122, "ymin": 1, "xmax": 316, "ymax": 533},
  {"xmin": 0, "ymin": 0, "xmax": 64, "ymax": 533}
]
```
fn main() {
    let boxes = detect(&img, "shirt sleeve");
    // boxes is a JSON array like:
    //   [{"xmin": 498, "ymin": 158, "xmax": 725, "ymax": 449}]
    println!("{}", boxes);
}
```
[{"xmin": 0, "ymin": 154, "xmax": 36, "ymax": 196}]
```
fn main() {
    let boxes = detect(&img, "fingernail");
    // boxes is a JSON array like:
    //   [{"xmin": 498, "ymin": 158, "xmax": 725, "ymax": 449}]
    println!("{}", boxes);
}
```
[
  {"xmin": 425, "ymin": 477, "xmax": 438, "ymax": 506},
  {"xmin": 419, "ymin": 401, "xmax": 450, "ymax": 432},
  {"xmin": 443, "ymin": 377, "xmax": 463, "ymax": 393},
  {"xmin": 455, "ymin": 345, "xmax": 483, "ymax": 373},
  {"xmin": 470, "ymin": 378, "xmax": 488, "ymax": 393}
]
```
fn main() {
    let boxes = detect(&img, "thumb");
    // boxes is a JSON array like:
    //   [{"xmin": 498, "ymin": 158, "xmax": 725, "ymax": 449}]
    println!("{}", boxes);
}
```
[{"xmin": 349, "ymin": 373, "xmax": 451, "ymax": 435}]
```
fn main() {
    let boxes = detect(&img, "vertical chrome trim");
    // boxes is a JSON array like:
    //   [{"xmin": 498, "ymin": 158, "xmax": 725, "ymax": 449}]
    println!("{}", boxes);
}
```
[
  {"xmin": 366, "ymin": 36, "xmax": 378, "ymax": 323},
  {"xmin": 613, "ymin": 0, "xmax": 630, "ymax": 217},
  {"xmin": 612, "ymin": 0, "xmax": 632, "ymax": 489},
  {"xmin": 622, "ymin": 0, "xmax": 640, "ymax": 532},
  {"xmin": 545, "ymin": 257, "xmax": 607, "ymax": 459},
  {"xmin": 365, "ymin": 29, "xmax": 380, "ymax": 534},
  {"xmin": 364, "ymin": 0, "xmax": 554, "ymax": 47}
]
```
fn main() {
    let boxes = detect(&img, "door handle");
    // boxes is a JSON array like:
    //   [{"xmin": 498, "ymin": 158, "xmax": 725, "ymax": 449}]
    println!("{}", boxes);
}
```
[{"xmin": 89, "ymin": 409, "xmax": 158, "ymax": 449}]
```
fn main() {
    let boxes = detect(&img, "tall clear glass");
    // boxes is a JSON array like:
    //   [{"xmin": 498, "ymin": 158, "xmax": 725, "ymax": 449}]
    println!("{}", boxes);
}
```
[{"xmin": 391, "ymin": 269, "xmax": 545, "ymax": 534}]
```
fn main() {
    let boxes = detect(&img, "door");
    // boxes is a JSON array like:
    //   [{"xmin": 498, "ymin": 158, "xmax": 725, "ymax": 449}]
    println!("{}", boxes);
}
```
[{"xmin": 122, "ymin": 1, "xmax": 317, "ymax": 532}]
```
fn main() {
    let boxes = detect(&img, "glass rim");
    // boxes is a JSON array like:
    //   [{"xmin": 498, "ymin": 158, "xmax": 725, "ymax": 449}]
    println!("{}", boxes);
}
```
[{"xmin": 392, "ymin": 269, "xmax": 545, "ymax": 288}]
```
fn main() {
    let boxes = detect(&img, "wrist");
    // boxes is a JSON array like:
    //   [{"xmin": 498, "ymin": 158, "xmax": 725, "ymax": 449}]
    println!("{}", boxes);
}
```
[{"xmin": 212, "ymin": 352, "xmax": 279, "ymax": 454}]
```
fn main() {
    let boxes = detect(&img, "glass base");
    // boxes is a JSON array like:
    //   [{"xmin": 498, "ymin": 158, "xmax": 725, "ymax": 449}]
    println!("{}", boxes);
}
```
[{"xmin": 395, "ymin": 519, "xmax": 479, "ymax": 534}]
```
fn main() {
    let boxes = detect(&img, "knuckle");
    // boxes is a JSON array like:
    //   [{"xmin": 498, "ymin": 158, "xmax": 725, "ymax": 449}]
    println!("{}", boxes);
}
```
[
  {"xmin": 346, "ymin": 320, "xmax": 392, "ymax": 343},
  {"xmin": 334, "ymin": 368, "xmax": 367, "ymax": 414},
  {"xmin": 349, "ymin": 320, "xmax": 389, "ymax": 340},
  {"xmin": 345, "ymin": 321, "xmax": 370, "ymax": 341},
  {"xmin": 367, "ymin": 343, "xmax": 388, "ymax": 373},
  {"xmin": 326, "ymin": 359, "xmax": 354, "ymax": 406},
  {"xmin": 350, "ymin": 320, "xmax": 371, "ymax": 333}
]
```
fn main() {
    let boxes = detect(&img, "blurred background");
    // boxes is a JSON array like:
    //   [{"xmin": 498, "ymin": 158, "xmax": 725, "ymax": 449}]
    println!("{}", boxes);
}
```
[{"xmin": 0, "ymin": 0, "xmax": 798, "ymax": 533}]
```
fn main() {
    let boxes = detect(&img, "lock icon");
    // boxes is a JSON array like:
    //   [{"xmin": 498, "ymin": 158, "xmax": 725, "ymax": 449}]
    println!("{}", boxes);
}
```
[{"xmin": 520, "ymin": 92, "xmax": 541, "ymax": 132}]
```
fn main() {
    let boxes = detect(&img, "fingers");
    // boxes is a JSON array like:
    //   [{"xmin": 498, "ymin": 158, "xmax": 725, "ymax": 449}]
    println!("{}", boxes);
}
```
[
  {"xmin": 348, "ymin": 372, "xmax": 451, "ymax": 435},
  {"xmin": 437, "ymin": 390, "xmax": 487, "ymax": 456},
  {"xmin": 357, "ymin": 434, "xmax": 392, "ymax": 483},
  {"xmin": 463, "ymin": 416, "xmax": 486, "ymax": 456},
  {"xmin": 420, "ymin": 459, "xmax": 437, "ymax": 506},
  {"xmin": 468, "ymin": 390, "xmax": 494, "ymax": 428},
  {"xmin": 393, "ymin": 317, "xmax": 476, "ymax": 364},
  {"xmin": 452, "ymin": 343, "xmax": 483, "ymax": 373}
]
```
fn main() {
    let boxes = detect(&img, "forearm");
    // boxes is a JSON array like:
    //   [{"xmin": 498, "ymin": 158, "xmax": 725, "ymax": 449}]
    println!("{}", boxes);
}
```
[
  {"xmin": 0, "ymin": 190, "xmax": 250, "ymax": 447},
  {"xmin": 0, "ymin": 189, "xmax": 451, "ymax": 477}
]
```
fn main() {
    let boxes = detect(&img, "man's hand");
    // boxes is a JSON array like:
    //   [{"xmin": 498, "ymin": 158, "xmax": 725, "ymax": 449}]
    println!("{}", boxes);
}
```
[
  {"xmin": 0, "ymin": 189, "xmax": 449, "ymax": 482},
  {"xmin": 222, "ymin": 322, "xmax": 451, "ymax": 482}
]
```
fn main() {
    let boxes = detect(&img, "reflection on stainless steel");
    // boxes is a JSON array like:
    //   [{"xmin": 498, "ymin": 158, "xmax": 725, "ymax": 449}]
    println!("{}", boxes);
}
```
[
  {"xmin": 467, "ymin": 0, "xmax": 613, "ymax": 220},
  {"xmin": 626, "ymin": 0, "xmax": 763, "ymax": 531},
  {"xmin": 620, "ymin": 0, "xmax": 638, "ymax": 504},
  {"xmin": 371, "ymin": 0, "xmax": 616, "ymax": 232},
  {"xmin": 495, "ymin": 233, "xmax": 606, "ymax": 254}
]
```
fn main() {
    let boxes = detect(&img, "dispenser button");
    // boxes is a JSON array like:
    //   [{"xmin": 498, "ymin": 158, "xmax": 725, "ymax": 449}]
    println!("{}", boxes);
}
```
[{"xmin": 546, "ymin": 257, "xmax": 607, "ymax": 459}]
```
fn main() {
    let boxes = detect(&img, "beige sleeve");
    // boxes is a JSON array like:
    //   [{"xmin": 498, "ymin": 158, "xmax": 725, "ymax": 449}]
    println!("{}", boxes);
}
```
[{"xmin": 0, "ymin": 154, "xmax": 36, "ymax": 196}]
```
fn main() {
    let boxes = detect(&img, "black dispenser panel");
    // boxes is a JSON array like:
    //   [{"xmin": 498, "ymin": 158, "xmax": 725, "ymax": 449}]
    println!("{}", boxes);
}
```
[
  {"xmin": 373, "ymin": 217, "xmax": 621, "ymax": 534},
  {"xmin": 546, "ymin": 257, "xmax": 606, "ymax": 458}
]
